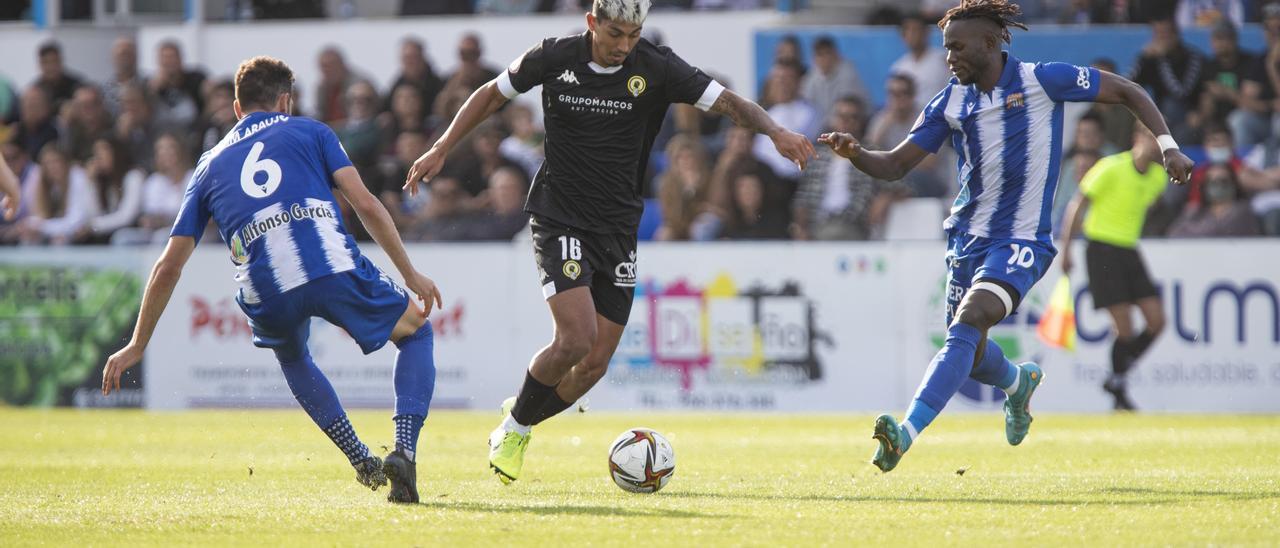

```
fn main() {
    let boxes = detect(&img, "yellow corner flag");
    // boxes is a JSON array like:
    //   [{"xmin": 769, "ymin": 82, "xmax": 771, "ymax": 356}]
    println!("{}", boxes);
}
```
[{"xmin": 1037, "ymin": 275, "xmax": 1076, "ymax": 351}]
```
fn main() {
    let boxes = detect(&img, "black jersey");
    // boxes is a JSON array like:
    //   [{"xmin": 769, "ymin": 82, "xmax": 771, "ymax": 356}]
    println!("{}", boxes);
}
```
[{"xmin": 497, "ymin": 32, "xmax": 723, "ymax": 234}]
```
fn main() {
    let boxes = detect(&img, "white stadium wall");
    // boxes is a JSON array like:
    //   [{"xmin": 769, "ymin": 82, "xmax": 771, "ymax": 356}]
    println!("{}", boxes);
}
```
[{"xmin": 134, "ymin": 240, "xmax": 1280, "ymax": 413}]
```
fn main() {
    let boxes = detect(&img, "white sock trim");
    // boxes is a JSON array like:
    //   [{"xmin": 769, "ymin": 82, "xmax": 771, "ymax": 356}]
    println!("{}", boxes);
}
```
[
  {"xmin": 903, "ymin": 421, "xmax": 919, "ymax": 441},
  {"xmin": 502, "ymin": 413, "xmax": 532, "ymax": 436},
  {"xmin": 1003, "ymin": 367, "xmax": 1022, "ymax": 395}
]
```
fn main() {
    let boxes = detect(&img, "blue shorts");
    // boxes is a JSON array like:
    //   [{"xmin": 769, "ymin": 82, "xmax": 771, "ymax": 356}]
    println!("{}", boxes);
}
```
[
  {"xmin": 237, "ymin": 255, "xmax": 410, "ymax": 359},
  {"xmin": 943, "ymin": 230, "xmax": 1055, "ymax": 326}
]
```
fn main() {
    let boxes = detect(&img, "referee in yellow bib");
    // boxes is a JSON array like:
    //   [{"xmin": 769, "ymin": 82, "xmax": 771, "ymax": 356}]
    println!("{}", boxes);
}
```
[{"xmin": 1060, "ymin": 125, "xmax": 1170, "ymax": 411}]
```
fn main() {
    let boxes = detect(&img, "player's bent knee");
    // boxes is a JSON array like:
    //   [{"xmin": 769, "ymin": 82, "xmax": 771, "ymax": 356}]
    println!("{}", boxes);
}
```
[{"xmin": 551, "ymin": 336, "xmax": 594, "ymax": 366}]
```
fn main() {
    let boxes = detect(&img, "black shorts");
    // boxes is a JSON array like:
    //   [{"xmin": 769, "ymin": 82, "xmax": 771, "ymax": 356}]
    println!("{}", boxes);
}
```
[
  {"xmin": 530, "ymin": 215, "xmax": 637, "ymax": 325},
  {"xmin": 1085, "ymin": 239, "xmax": 1159, "ymax": 309}
]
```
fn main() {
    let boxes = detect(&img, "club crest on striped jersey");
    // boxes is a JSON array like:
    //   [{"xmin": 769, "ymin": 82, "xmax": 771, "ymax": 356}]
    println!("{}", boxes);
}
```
[{"xmin": 1005, "ymin": 92, "xmax": 1025, "ymax": 109}]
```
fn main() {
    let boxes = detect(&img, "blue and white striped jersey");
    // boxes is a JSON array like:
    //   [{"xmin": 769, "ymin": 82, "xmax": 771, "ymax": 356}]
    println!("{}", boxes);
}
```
[
  {"xmin": 171, "ymin": 111, "xmax": 360, "ymax": 305},
  {"xmin": 909, "ymin": 54, "xmax": 1100, "ymax": 244}
]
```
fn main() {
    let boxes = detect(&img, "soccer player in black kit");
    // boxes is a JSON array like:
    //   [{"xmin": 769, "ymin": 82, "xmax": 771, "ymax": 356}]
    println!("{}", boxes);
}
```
[{"xmin": 404, "ymin": 0, "xmax": 814, "ymax": 483}]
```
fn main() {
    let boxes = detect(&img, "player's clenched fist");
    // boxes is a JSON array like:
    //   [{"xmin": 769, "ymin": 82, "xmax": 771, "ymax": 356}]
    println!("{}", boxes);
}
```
[
  {"xmin": 101, "ymin": 344, "xmax": 143, "ymax": 395},
  {"xmin": 403, "ymin": 146, "xmax": 448, "ymax": 196},
  {"xmin": 405, "ymin": 271, "xmax": 444, "ymax": 317},
  {"xmin": 818, "ymin": 132, "xmax": 862, "ymax": 160},
  {"xmin": 1162, "ymin": 149, "xmax": 1194, "ymax": 186}
]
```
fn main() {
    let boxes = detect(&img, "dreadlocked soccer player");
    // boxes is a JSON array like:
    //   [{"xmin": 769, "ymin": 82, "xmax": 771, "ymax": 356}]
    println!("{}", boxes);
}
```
[{"xmin": 817, "ymin": 0, "xmax": 1194, "ymax": 472}]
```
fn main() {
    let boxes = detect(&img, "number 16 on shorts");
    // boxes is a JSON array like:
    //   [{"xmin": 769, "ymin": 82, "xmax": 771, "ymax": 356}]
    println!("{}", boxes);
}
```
[{"xmin": 559, "ymin": 235, "xmax": 583, "ymax": 280}]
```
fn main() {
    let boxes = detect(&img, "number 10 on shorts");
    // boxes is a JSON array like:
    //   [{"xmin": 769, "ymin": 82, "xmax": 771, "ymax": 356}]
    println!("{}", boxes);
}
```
[
  {"xmin": 1007, "ymin": 243, "xmax": 1035, "ymax": 268},
  {"xmin": 559, "ymin": 236, "xmax": 582, "ymax": 260}
]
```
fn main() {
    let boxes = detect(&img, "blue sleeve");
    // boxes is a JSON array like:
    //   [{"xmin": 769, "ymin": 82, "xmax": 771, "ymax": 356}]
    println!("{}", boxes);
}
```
[
  {"xmin": 906, "ymin": 87, "xmax": 953, "ymax": 154},
  {"xmin": 318, "ymin": 123, "xmax": 354, "ymax": 177},
  {"xmin": 1034, "ymin": 62, "xmax": 1100, "ymax": 103},
  {"xmin": 170, "ymin": 167, "xmax": 210, "ymax": 241}
]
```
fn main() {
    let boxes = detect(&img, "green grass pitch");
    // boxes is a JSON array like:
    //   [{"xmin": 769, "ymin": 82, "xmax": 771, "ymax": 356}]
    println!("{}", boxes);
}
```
[{"xmin": 2, "ymin": 409, "xmax": 1278, "ymax": 546}]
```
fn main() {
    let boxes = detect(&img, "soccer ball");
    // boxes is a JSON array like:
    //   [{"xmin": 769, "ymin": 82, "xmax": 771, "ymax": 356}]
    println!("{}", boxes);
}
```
[{"xmin": 607, "ymin": 428, "xmax": 675, "ymax": 493}]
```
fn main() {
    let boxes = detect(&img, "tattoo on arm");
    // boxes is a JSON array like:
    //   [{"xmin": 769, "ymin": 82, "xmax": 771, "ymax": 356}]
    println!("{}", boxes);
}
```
[{"xmin": 710, "ymin": 91, "xmax": 778, "ymax": 136}]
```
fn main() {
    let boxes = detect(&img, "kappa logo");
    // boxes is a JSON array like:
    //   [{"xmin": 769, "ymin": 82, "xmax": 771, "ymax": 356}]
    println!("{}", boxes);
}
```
[{"xmin": 558, "ymin": 69, "xmax": 580, "ymax": 85}]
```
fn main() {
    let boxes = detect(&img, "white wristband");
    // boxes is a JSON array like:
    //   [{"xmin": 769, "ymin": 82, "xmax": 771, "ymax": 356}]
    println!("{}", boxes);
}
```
[{"xmin": 1156, "ymin": 134, "xmax": 1179, "ymax": 153}]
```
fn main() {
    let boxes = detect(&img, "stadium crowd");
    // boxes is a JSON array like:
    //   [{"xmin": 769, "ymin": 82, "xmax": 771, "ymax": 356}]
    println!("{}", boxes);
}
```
[{"xmin": 2, "ymin": 0, "xmax": 1279, "ymax": 246}]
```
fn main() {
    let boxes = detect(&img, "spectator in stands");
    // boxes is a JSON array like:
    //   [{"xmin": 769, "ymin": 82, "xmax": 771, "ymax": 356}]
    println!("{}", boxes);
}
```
[
  {"xmin": 708, "ymin": 125, "xmax": 775, "ymax": 217},
  {"xmin": 103, "ymin": 37, "xmax": 143, "ymax": 117},
  {"xmin": 1089, "ymin": 58, "xmax": 1138, "ymax": 152},
  {"xmin": 794, "ymin": 96, "xmax": 905, "ymax": 241},
  {"xmin": 471, "ymin": 166, "xmax": 530, "ymax": 240},
  {"xmin": 378, "ymin": 130, "xmax": 433, "ymax": 229},
  {"xmin": 1168, "ymin": 163, "xmax": 1261, "ymax": 237},
  {"xmin": 656, "ymin": 134, "xmax": 717, "ymax": 241},
  {"xmin": 1176, "ymin": 0, "xmax": 1244, "ymax": 29},
  {"xmin": 403, "ymin": 175, "xmax": 478, "ymax": 241},
  {"xmin": 82, "ymin": 137, "xmax": 145, "ymax": 243},
  {"xmin": 1060, "ymin": 112, "xmax": 1117, "ymax": 201},
  {"xmin": 447, "ymin": 33, "xmax": 500, "ymax": 90},
  {"xmin": 128, "ymin": 134, "xmax": 192, "ymax": 242},
  {"xmin": 115, "ymin": 83, "xmax": 157, "ymax": 171},
  {"xmin": 18, "ymin": 146, "xmax": 95, "ymax": 245},
  {"xmin": 1239, "ymin": 135, "xmax": 1280, "ymax": 235},
  {"xmin": 33, "ymin": 41, "xmax": 84, "ymax": 111},
  {"xmin": 752, "ymin": 62, "xmax": 819, "ymax": 183},
  {"xmin": 890, "ymin": 13, "xmax": 950, "ymax": 110},
  {"xmin": 59, "ymin": 86, "xmax": 113, "ymax": 162},
  {"xmin": 381, "ymin": 82, "xmax": 431, "ymax": 147},
  {"xmin": 13, "ymin": 86, "xmax": 58, "ymax": 159},
  {"xmin": 867, "ymin": 73, "xmax": 947, "ymax": 198},
  {"xmin": 800, "ymin": 35, "xmax": 867, "ymax": 124},
  {"xmin": 1200, "ymin": 21, "xmax": 1268, "ymax": 149},
  {"xmin": 1237, "ymin": 5, "xmax": 1280, "ymax": 150},
  {"xmin": 0, "ymin": 142, "xmax": 39, "ymax": 242},
  {"xmin": 443, "ymin": 120, "xmax": 525, "ymax": 197},
  {"xmin": 149, "ymin": 40, "xmax": 206, "ymax": 132},
  {"xmin": 315, "ymin": 46, "xmax": 364, "ymax": 125},
  {"xmin": 721, "ymin": 172, "xmax": 788, "ymax": 240},
  {"xmin": 761, "ymin": 35, "xmax": 806, "ymax": 107},
  {"xmin": 1131, "ymin": 17, "xmax": 1208, "ymax": 144},
  {"xmin": 499, "ymin": 102, "xmax": 545, "ymax": 179},
  {"xmin": 337, "ymin": 81, "xmax": 385, "ymax": 188},
  {"xmin": 388, "ymin": 38, "xmax": 444, "ymax": 124},
  {"xmin": 196, "ymin": 80, "xmax": 238, "ymax": 153}
]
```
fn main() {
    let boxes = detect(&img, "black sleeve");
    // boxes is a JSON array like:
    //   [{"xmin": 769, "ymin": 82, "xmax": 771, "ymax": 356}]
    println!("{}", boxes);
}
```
[
  {"xmin": 663, "ymin": 49, "xmax": 715, "ymax": 106},
  {"xmin": 505, "ymin": 40, "xmax": 550, "ymax": 95}
]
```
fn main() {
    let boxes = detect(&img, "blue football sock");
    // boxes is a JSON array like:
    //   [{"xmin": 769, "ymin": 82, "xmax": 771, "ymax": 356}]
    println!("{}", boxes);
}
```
[
  {"xmin": 904, "ymin": 322, "xmax": 984, "ymax": 439},
  {"xmin": 393, "ymin": 322, "xmax": 436, "ymax": 460},
  {"xmin": 279, "ymin": 351, "xmax": 369, "ymax": 464},
  {"xmin": 970, "ymin": 338, "xmax": 1019, "ymax": 391}
]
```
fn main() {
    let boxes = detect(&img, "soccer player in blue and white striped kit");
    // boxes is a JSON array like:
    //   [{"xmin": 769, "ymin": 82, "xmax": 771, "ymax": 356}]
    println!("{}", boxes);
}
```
[
  {"xmin": 819, "ymin": 0, "xmax": 1194, "ymax": 472},
  {"xmin": 101, "ymin": 56, "xmax": 442, "ymax": 502}
]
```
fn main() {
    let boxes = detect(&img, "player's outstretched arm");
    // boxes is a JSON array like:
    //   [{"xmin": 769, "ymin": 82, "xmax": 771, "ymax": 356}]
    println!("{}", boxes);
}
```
[
  {"xmin": 1093, "ymin": 71, "xmax": 1194, "ymax": 185},
  {"xmin": 102, "ymin": 236, "xmax": 196, "ymax": 395},
  {"xmin": 817, "ymin": 132, "xmax": 930, "ymax": 182},
  {"xmin": 336, "ymin": 166, "xmax": 443, "ymax": 314},
  {"xmin": 0, "ymin": 153, "xmax": 20, "ymax": 220},
  {"xmin": 404, "ymin": 81, "xmax": 509, "ymax": 194},
  {"xmin": 709, "ymin": 89, "xmax": 814, "ymax": 170}
]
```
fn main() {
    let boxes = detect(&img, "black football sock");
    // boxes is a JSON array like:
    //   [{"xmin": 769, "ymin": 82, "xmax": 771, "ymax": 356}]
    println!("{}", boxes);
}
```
[
  {"xmin": 1111, "ymin": 336, "xmax": 1134, "ymax": 376},
  {"xmin": 1128, "ymin": 330, "xmax": 1156, "ymax": 361},
  {"xmin": 510, "ymin": 371, "xmax": 557, "ymax": 427},
  {"xmin": 531, "ymin": 389, "xmax": 575, "ymax": 426}
]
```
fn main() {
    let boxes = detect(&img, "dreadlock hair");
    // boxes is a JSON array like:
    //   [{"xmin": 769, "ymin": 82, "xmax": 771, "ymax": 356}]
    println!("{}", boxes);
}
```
[{"xmin": 938, "ymin": 0, "xmax": 1028, "ymax": 44}]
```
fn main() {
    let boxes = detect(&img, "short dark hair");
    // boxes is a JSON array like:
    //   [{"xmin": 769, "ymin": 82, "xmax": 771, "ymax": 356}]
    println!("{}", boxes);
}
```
[
  {"xmin": 888, "ymin": 72, "xmax": 917, "ymax": 94},
  {"xmin": 813, "ymin": 35, "xmax": 837, "ymax": 52},
  {"xmin": 38, "ymin": 40, "xmax": 61, "ymax": 58},
  {"xmin": 901, "ymin": 12, "xmax": 932, "ymax": 28},
  {"xmin": 835, "ymin": 94, "xmax": 865, "ymax": 111},
  {"xmin": 1077, "ymin": 111, "xmax": 1105, "ymax": 128},
  {"xmin": 234, "ymin": 56, "xmax": 295, "ymax": 111}
]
